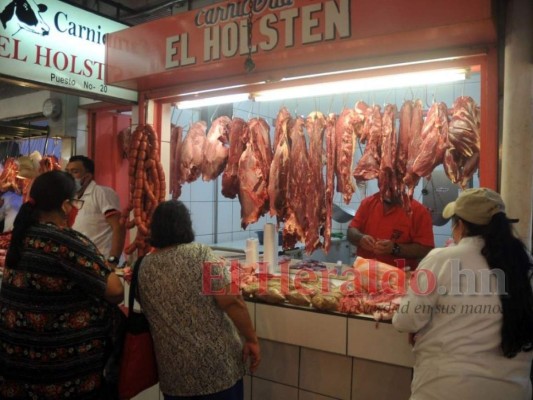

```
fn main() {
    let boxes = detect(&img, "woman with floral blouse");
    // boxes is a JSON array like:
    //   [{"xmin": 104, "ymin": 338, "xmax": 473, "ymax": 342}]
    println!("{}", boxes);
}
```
[{"xmin": 0, "ymin": 170, "xmax": 124, "ymax": 399}]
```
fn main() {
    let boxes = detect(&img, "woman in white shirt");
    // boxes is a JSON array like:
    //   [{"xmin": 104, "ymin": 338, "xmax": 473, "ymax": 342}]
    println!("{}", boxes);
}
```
[{"xmin": 393, "ymin": 188, "xmax": 533, "ymax": 400}]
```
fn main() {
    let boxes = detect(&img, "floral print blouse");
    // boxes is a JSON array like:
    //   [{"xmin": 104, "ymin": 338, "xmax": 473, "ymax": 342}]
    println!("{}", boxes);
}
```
[{"xmin": 0, "ymin": 223, "xmax": 115, "ymax": 399}]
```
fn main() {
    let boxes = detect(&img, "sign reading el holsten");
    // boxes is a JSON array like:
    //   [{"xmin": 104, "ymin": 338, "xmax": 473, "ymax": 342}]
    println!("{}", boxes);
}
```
[
  {"xmin": 165, "ymin": 0, "xmax": 350, "ymax": 68},
  {"xmin": 0, "ymin": 0, "xmax": 137, "ymax": 102}
]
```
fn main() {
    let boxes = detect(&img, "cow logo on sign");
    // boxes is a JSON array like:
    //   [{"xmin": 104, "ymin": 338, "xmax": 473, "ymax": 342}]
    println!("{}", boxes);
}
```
[{"xmin": 0, "ymin": 0, "xmax": 50, "ymax": 36}]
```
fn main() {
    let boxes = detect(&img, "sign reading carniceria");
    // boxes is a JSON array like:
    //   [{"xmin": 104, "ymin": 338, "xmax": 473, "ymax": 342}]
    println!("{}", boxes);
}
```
[
  {"xmin": 0, "ymin": 0, "xmax": 137, "ymax": 102},
  {"xmin": 165, "ymin": 0, "xmax": 351, "ymax": 68}
]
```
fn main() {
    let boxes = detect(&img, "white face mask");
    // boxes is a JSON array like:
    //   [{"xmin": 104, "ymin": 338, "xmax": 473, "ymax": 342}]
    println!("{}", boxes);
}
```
[{"xmin": 74, "ymin": 178, "xmax": 82, "ymax": 193}]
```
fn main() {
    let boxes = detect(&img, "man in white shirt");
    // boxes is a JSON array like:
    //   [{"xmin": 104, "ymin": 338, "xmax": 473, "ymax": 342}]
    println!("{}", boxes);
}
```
[{"xmin": 66, "ymin": 155, "xmax": 126, "ymax": 267}]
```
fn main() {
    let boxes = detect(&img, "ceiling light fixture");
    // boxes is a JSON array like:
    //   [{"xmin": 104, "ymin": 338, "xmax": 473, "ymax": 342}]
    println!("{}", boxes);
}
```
[
  {"xmin": 253, "ymin": 69, "xmax": 467, "ymax": 102},
  {"xmin": 174, "ymin": 68, "xmax": 467, "ymax": 108},
  {"xmin": 176, "ymin": 93, "xmax": 251, "ymax": 109}
]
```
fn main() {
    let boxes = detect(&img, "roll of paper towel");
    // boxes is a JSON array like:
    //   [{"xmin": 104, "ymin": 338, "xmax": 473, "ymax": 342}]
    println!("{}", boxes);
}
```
[
  {"xmin": 245, "ymin": 238, "xmax": 259, "ymax": 266},
  {"xmin": 262, "ymin": 223, "xmax": 278, "ymax": 274}
]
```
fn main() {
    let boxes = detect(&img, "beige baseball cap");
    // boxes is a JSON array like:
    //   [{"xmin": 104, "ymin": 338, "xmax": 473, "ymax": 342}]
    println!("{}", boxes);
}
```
[{"xmin": 442, "ymin": 188, "xmax": 506, "ymax": 225}]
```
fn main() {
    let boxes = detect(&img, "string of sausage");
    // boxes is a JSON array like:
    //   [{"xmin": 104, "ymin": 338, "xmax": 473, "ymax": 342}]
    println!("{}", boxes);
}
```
[{"xmin": 121, "ymin": 124, "xmax": 166, "ymax": 256}]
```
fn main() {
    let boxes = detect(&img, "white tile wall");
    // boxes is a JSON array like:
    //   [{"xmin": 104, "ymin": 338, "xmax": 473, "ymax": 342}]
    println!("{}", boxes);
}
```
[
  {"xmin": 255, "ymin": 304, "xmax": 347, "ymax": 354},
  {"xmin": 299, "ymin": 348, "xmax": 352, "ymax": 399},
  {"xmin": 299, "ymin": 390, "xmax": 340, "ymax": 400},
  {"xmin": 347, "ymin": 319, "xmax": 415, "ymax": 367},
  {"xmin": 217, "ymin": 201, "xmax": 234, "ymax": 234},
  {"xmin": 251, "ymin": 377, "xmax": 298, "ymax": 400},
  {"xmin": 352, "ymin": 358, "xmax": 412, "ymax": 400},
  {"xmin": 254, "ymin": 339, "xmax": 300, "ymax": 386}
]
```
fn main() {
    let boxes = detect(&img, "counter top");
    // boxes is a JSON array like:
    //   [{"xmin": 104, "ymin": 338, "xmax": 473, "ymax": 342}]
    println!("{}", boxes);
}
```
[{"xmin": 208, "ymin": 236, "xmax": 346, "ymax": 255}]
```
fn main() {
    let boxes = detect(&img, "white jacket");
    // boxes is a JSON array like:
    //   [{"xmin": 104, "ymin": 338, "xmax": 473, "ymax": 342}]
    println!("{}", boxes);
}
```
[{"xmin": 393, "ymin": 236, "xmax": 532, "ymax": 400}]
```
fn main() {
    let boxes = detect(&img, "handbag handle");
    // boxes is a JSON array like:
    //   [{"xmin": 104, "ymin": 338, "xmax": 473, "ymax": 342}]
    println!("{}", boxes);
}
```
[{"xmin": 128, "ymin": 255, "xmax": 145, "ymax": 312}]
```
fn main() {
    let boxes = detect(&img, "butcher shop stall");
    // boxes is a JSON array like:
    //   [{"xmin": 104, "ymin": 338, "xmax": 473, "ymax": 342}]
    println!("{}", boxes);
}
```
[
  {"xmin": 105, "ymin": 0, "xmax": 498, "ymax": 398},
  {"xmin": 0, "ymin": 135, "xmax": 64, "ymax": 271}
]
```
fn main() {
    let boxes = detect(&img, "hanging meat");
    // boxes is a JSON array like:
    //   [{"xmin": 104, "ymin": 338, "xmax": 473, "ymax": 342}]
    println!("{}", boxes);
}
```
[
  {"xmin": 411, "ymin": 102, "xmax": 449, "ymax": 179},
  {"xmin": 335, "ymin": 108, "xmax": 365, "ymax": 204},
  {"xmin": 268, "ymin": 134, "xmax": 291, "ymax": 222},
  {"xmin": 0, "ymin": 158, "xmax": 20, "ymax": 193},
  {"xmin": 444, "ymin": 96, "xmax": 480, "ymax": 188},
  {"xmin": 323, "ymin": 113, "xmax": 337, "ymax": 253},
  {"xmin": 221, "ymin": 118, "xmax": 248, "ymax": 199},
  {"xmin": 122, "ymin": 124, "xmax": 166, "ymax": 256},
  {"xmin": 353, "ymin": 105, "xmax": 382, "ymax": 182},
  {"xmin": 39, "ymin": 155, "xmax": 62, "ymax": 173},
  {"xmin": 169, "ymin": 125, "xmax": 183, "ymax": 199},
  {"xmin": 304, "ymin": 111, "xmax": 326, "ymax": 254},
  {"xmin": 396, "ymin": 101, "xmax": 412, "ymax": 180},
  {"xmin": 378, "ymin": 104, "xmax": 398, "ymax": 202},
  {"xmin": 202, "ymin": 116, "xmax": 231, "ymax": 181},
  {"xmin": 403, "ymin": 99, "xmax": 424, "ymax": 197},
  {"xmin": 354, "ymin": 101, "xmax": 370, "ymax": 144},
  {"xmin": 237, "ymin": 118, "xmax": 272, "ymax": 229},
  {"xmin": 179, "ymin": 121, "xmax": 207, "ymax": 183},
  {"xmin": 273, "ymin": 107, "xmax": 292, "ymax": 150},
  {"xmin": 283, "ymin": 117, "xmax": 308, "ymax": 249},
  {"xmin": 268, "ymin": 109, "xmax": 293, "ymax": 222},
  {"xmin": 248, "ymin": 117, "xmax": 273, "ymax": 181}
]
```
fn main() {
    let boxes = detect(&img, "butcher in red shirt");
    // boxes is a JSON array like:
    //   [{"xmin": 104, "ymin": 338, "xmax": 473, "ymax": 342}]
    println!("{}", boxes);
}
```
[{"xmin": 347, "ymin": 193, "xmax": 435, "ymax": 270}]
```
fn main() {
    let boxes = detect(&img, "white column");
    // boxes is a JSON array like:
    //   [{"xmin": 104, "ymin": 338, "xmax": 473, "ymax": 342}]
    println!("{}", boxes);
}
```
[{"xmin": 500, "ymin": 0, "xmax": 533, "ymax": 250}]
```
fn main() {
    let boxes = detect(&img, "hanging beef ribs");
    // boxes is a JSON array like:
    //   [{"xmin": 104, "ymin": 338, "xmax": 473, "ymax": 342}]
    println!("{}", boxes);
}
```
[
  {"xmin": 221, "ymin": 117, "xmax": 248, "ymax": 199},
  {"xmin": 179, "ymin": 121, "xmax": 207, "ymax": 183},
  {"xmin": 268, "ymin": 109, "xmax": 293, "ymax": 222},
  {"xmin": 411, "ymin": 102, "xmax": 449, "ymax": 179},
  {"xmin": 444, "ymin": 96, "xmax": 480, "ymax": 188},
  {"xmin": 353, "ymin": 105, "xmax": 382, "ymax": 181},
  {"xmin": 378, "ymin": 104, "xmax": 398, "ymax": 202},
  {"xmin": 248, "ymin": 118, "xmax": 273, "ymax": 180},
  {"xmin": 202, "ymin": 116, "xmax": 231, "ymax": 181},
  {"xmin": 403, "ymin": 99, "xmax": 424, "ymax": 197},
  {"xmin": 237, "ymin": 117, "xmax": 273, "ymax": 229},
  {"xmin": 396, "ymin": 101, "xmax": 412, "ymax": 180},
  {"xmin": 273, "ymin": 107, "xmax": 292, "ymax": 150},
  {"xmin": 335, "ymin": 108, "xmax": 365, "ymax": 204},
  {"xmin": 323, "ymin": 113, "xmax": 337, "ymax": 253},
  {"xmin": 355, "ymin": 101, "xmax": 371, "ymax": 144},
  {"xmin": 169, "ymin": 125, "xmax": 183, "ymax": 199},
  {"xmin": 304, "ymin": 111, "xmax": 327, "ymax": 254},
  {"xmin": 238, "ymin": 143, "xmax": 268, "ymax": 229},
  {"xmin": 283, "ymin": 117, "xmax": 308, "ymax": 249}
]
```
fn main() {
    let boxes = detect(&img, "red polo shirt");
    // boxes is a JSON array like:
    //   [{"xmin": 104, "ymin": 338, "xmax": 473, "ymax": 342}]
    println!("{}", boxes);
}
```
[{"xmin": 349, "ymin": 193, "xmax": 434, "ymax": 269}]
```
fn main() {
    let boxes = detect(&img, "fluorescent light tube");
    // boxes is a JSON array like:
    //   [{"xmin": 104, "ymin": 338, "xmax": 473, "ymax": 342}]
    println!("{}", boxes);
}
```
[
  {"xmin": 177, "ymin": 93, "xmax": 250, "ymax": 109},
  {"xmin": 254, "ymin": 69, "xmax": 466, "ymax": 102}
]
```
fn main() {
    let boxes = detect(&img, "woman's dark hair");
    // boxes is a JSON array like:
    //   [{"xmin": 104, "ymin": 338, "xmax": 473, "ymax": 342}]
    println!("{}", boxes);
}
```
[
  {"xmin": 458, "ymin": 213, "xmax": 533, "ymax": 357},
  {"xmin": 6, "ymin": 171, "xmax": 76, "ymax": 267},
  {"xmin": 149, "ymin": 200, "xmax": 195, "ymax": 248}
]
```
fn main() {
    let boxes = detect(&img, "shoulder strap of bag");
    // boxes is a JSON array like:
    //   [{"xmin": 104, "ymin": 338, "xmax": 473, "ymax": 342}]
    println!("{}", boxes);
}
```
[{"xmin": 128, "ymin": 255, "xmax": 145, "ymax": 312}]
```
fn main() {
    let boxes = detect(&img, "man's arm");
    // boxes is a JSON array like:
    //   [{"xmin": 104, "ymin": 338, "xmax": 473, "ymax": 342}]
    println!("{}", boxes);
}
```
[
  {"xmin": 347, "ymin": 226, "xmax": 376, "ymax": 252},
  {"xmin": 374, "ymin": 240, "xmax": 433, "ymax": 260},
  {"xmin": 106, "ymin": 212, "xmax": 126, "ymax": 260}
]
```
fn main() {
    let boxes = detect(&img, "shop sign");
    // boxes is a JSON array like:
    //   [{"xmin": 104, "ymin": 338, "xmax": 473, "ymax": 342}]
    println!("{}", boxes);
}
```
[
  {"xmin": 106, "ymin": 0, "xmax": 494, "ymax": 92},
  {"xmin": 164, "ymin": 0, "xmax": 350, "ymax": 68},
  {"xmin": 0, "ymin": 0, "xmax": 137, "ymax": 102}
]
